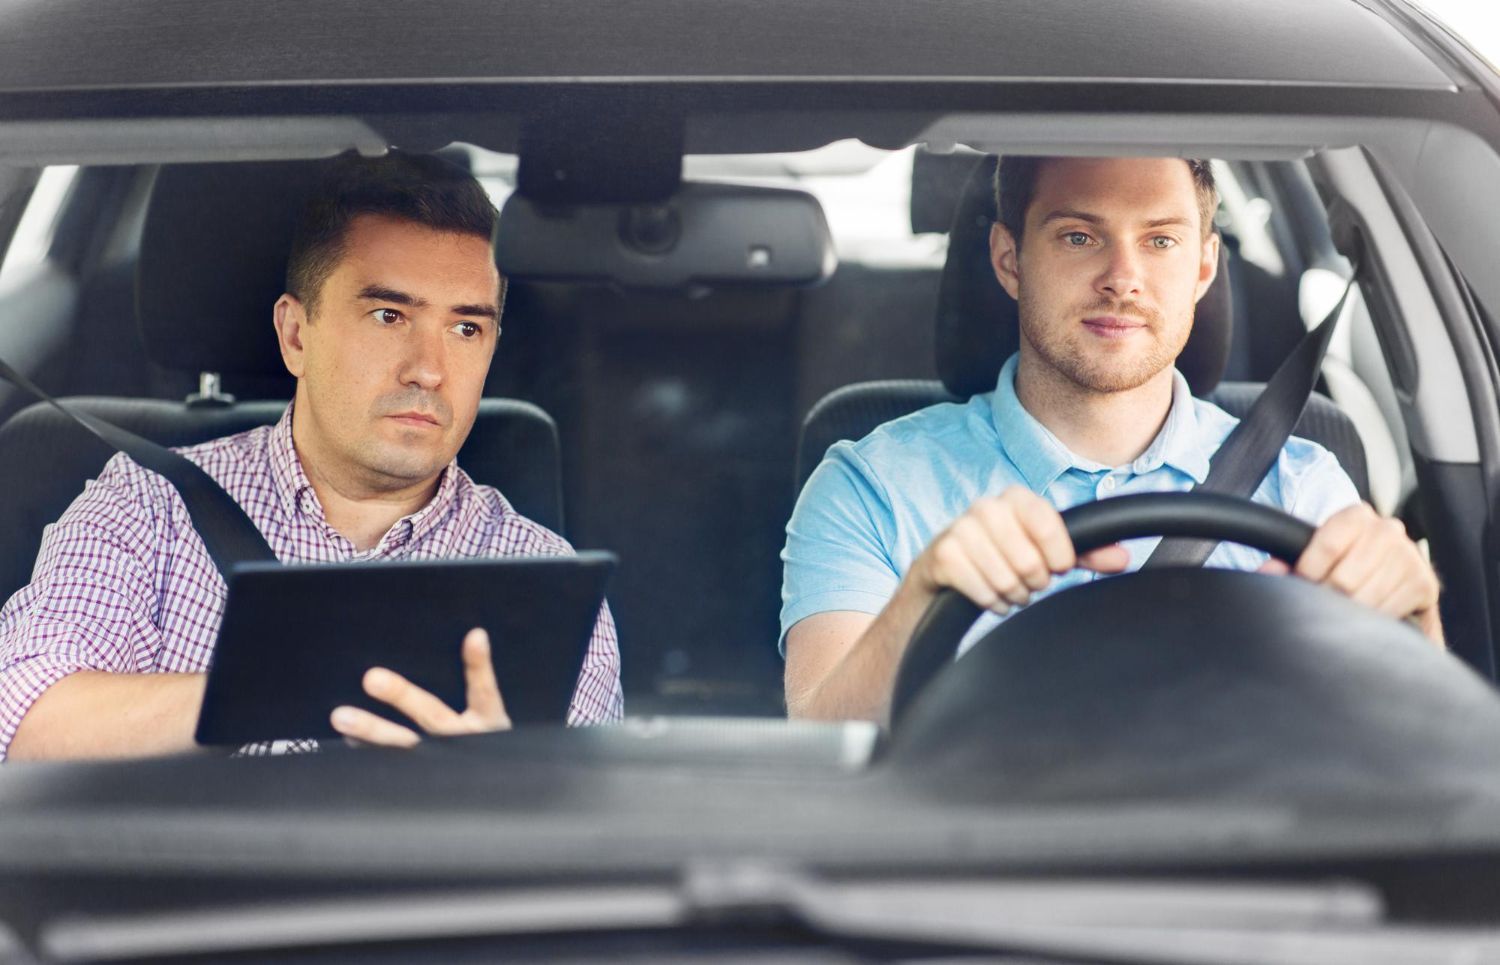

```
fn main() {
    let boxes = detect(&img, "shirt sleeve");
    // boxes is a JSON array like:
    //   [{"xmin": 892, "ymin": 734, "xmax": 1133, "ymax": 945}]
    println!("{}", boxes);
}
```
[
  {"xmin": 1281, "ymin": 439, "xmax": 1364, "ymax": 525},
  {"xmin": 566, "ymin": 600, "xmax": 624, "ymax": 724},
  {"xmin": 0, "ymin": 455, "xmax": 171, "ymax": 761},
  {"xmin": 779, "ymin": 443, "xmax": 903, "ymax": 655}
]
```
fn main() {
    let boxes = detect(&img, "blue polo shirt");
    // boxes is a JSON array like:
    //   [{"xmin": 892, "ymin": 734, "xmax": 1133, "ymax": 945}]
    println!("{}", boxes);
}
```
[{"xmin": 780, "ymin": 354, "xmax": 1362, "ymax": 655}]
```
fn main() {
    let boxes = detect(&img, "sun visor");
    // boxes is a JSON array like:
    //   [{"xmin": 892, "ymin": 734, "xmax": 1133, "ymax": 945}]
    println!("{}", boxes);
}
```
[{"xmin": 496, "ymin": 182, "xmax": 837, "ymax": 290}]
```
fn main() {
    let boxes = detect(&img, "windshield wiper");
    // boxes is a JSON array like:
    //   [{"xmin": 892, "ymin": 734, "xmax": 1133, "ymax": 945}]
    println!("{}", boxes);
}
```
[{"xmin": 36, "ymin": 863, "xmax": 1500, "ymax": 964}]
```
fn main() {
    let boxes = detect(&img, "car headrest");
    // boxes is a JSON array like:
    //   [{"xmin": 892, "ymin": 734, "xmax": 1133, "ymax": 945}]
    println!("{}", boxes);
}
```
[
  {"xmin": 934, "ymin": 155, "xmax": 1232, "ymax": 398},
  {"xmin": 137, "ymin": 160, "xmax": 332, "ymax": 378},
  {"xmin": 496, "ymin": 182, "xmax": 836, "ymax": 290},
  {"xmin": 910, "ymin": 147, "xmax": 987, "ymax": 234}
]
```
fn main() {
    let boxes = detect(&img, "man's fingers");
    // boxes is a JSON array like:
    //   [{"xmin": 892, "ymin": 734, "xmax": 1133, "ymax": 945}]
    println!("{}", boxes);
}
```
[
  {"xmin": 1352, "ymin": 561, "xmax": 1410, "ymax": 617},
  {"xmin": 1257, "ymin": 558, "xmax": 1292, "ymax": 576},
  {"xmin": 920, "ymin": 489, "xmax": 1116, "ymax": 611},
  {"xmin": 950, "ymin": 518, "xmax": 1030, "ymax": 605},
  {"xmin": 1295, "ymin": 504, "xmax": 1374, "ymax": 583},
  {"xmin": 1002, "ymin": 489, "xmax": 1077, "ymax": 575},
  {"xmin": 461, "ymin": 628, "xmax": 511, "ymax": 728},
  {"xmin": 975, "ymin": 500, "xmax": 1054, "ymax": 593},
  {"xmin": 362, "ymin": 666, "xmax": 464, "ymax": 734},
  {"xmin": 1078, "ymin": 544, "xmax": 1129, "ymax": 573},
  {"xmin": 1320, "ymin": 529, "xmax": 1384, "ymax": 603},
  {"xmin": 927, "ymin": 535, "xmax": 1010, "ymax": 613},
  {"xmin": 348, "ymin": 635, "xmax": 515, "ymax": 745},
  {"xmin": 330, "ymin": 705, "xmax": 422, "ymax": 748},
  {"xmin": 1297, "ymin": 505, "xmax": 1442, "ymax": 639}
]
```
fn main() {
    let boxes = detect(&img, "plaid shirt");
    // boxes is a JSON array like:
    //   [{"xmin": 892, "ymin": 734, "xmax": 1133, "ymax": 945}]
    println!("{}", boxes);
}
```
[{"xmin": 0, "ymin": 403, "xmax": 623, "ymax": 760}]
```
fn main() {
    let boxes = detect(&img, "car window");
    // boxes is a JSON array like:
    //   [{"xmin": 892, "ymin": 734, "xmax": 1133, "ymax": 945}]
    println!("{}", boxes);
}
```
[{"xmin": 0, "ymin": 164, "xmax": 75, "ymax": 289}]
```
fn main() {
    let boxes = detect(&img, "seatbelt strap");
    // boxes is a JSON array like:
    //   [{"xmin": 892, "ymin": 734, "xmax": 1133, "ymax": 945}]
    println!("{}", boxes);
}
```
[
  {"xmin": 0, "ymin": 356, "xmax": 277, "ymax": 576},
  {"xmin": 1142, "ymin": 271, "xmax": 1359, "ymax": 568}
]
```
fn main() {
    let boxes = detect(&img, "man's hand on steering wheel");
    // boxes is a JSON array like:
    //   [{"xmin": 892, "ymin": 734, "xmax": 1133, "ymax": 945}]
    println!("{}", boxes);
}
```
[
  {"xmin": 1259, "ymin": 503, "xmax": 1444, "ymax": 648},
  {"xmin": 910, "ymin": 486, "xmax": 1128, "ymax": 613},
  {"xmin": 915, "ymin": 489, "xmax": 1443, "ymax": 647}
]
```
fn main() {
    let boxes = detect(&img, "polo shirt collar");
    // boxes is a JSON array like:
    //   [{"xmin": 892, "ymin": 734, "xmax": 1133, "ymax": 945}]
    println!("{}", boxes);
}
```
[
  {"xmin": 989, "ymin": 354, "xmax": 1210, "ymax": 488},
  {"xmin": 1132, "ymin": 368, "xmax": 1211, "ymax": 484}
]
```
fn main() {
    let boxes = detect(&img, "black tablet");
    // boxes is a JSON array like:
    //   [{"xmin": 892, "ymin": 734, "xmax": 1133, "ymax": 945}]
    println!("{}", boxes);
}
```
[{"xmin": 194, "ymin": 552, "xmax": 616, "ymax": 746}]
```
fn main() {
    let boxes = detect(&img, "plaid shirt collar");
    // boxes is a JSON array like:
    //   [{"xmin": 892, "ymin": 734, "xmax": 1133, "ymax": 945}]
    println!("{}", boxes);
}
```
[{"xmin": 267, "ymin": 401, "xmax": 466, "ymax": 551}]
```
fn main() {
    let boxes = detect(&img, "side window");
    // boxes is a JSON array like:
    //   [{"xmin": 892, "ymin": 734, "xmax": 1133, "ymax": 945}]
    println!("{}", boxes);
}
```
[{"xmin": 0, "ymin": 165, "xmax": 78, "ymax": 290}]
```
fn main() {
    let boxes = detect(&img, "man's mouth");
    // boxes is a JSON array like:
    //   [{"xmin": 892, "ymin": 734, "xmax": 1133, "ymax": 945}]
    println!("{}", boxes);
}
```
[
  {"xmin": 388, "ymin": 411, "xmax": 441, "ymax": 428},
  {"xmin": 1082, "ymin": 315, "xmax": 1147, "ymax": 338}
]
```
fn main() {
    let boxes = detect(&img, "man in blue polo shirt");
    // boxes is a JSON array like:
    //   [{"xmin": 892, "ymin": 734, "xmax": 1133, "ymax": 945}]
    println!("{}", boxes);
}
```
[{"xmin": 780, "ymin": 155, "xmax": 1443, "ymax": 724}]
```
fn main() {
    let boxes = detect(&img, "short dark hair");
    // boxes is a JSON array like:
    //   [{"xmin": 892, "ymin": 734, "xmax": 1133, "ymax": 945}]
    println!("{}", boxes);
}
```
[
  {"xmin": 994, "ymin": 156, "xmax": 1218, "ymax": 245},
  {"xmin": 286, "ymin": 150, "xmax": 500, "ymax": 314}
]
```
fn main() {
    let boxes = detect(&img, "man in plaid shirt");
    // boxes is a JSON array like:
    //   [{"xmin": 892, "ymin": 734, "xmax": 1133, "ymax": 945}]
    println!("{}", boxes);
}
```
[{"xmin": 0, "ymin": 152, "xmax": 623, "ymax": 761}]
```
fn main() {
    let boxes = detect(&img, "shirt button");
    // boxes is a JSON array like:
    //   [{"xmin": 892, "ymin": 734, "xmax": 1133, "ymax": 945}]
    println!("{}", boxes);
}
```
[{"xmin": 1101, "ymin": 475, "xmax": 1117, "ymax": 492}]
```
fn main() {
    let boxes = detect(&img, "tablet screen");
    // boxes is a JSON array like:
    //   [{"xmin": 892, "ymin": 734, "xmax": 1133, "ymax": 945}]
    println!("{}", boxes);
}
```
[{"xmin": 195, "ymin": 552, "xmax": 615, "ymax": 745}]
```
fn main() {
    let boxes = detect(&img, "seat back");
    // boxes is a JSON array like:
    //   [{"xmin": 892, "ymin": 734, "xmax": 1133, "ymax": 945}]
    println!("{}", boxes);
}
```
[
  {"xmin": 795, "ymin": 154, "xmax": 1371, "ymax": 505},
  {"xmin": 0, "ymin": 396, "xmax": 562, "ymax": 606}
]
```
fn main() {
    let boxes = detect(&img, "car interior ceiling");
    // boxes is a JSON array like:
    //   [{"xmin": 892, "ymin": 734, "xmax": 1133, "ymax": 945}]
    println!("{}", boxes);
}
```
[{"xmin": 0, "ymin": 144, "xmax": 1461, "ymax": 715}]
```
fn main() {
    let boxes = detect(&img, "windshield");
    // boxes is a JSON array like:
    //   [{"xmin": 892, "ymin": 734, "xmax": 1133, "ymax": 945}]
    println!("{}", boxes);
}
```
[{"xmin": 3, "ymin": 2, "xmax": 1500, "ymax": 958}]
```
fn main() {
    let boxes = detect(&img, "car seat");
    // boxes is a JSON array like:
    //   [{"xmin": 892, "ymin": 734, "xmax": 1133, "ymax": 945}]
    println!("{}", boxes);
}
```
[
  {"xmin": 796, "ymin": 155, "xmax": 1371, "ymax": 502},
  {"xmin": 0, "ymin": 159, "xmax": 564, "ymax": 606}
]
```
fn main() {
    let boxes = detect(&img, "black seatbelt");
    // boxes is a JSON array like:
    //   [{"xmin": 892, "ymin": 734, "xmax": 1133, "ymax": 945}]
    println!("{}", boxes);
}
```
[
  {"xmin": 1143, "ymin": 270, "xmax": 1360, "ymax": 568},
  {"xmin": 0, "ymin": 356, "xmax": 277, "ymax": 577}
]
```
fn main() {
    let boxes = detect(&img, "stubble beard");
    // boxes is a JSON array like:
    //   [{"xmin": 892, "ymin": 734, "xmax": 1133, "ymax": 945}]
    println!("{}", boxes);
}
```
[
  {"xmin": 354, "ymin": 387, "xmax": 458, "ymax": 485},
  {"xmin": 1017, "ymin": 286, "xmax": 1191, "ymax": 396}
]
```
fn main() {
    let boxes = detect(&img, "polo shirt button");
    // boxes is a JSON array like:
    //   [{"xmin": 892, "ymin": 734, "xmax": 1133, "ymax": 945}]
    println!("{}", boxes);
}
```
[{"xmin": 1101, "ymin": 475, "xmax": 1117, "ymax": 492}]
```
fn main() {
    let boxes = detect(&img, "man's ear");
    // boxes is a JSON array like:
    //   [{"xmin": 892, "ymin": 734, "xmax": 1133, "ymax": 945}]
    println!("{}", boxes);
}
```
[
  {"xmin": 990, "ymin": 223, "xmax": 1022, "ymax": 300},
  {"xmin": 273, "ymin": 294, "xmax": 309, "ymax": 378},
  {"xmin": 1193, "ymin": 231, "xmax": 1221, "ymax": 303}
]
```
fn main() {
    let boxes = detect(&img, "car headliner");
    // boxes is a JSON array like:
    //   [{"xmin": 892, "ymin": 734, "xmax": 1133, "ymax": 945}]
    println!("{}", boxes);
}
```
[{"xmin": 0, "ymin": 0, "xmax": 1462, "ymax": 97}]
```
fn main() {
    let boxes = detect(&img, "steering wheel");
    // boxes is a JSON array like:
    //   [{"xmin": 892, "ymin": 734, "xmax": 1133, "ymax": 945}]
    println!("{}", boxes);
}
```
[{"xmin": 886, "ymin": 491, "xmax": 1317, "ymax": 731}]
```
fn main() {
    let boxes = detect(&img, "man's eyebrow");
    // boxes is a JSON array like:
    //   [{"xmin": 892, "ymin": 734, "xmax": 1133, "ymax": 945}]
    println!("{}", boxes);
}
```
[
  {"xmin": 1037, "ymin": 210, "xmax": 1193, "ymax": 230},
  {"xmin": 358, "ymin": 285, "xmax": 498, "ymax": 321},
  {"xmin": 357, "ymin": 285, "xmax": 427, "ymax": 308},
  {"xmin": 1038, "ymin": 209, "xmax": 1103, "ymax": 226},
  {"xmin": 452, "ymin": 303, "xmax": 499, "ymax": 321}
]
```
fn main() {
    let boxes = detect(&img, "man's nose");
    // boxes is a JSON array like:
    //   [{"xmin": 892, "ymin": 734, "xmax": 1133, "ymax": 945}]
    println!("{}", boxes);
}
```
[
  {"xmin": 398, "ymin": 326, "xmax": 445, "ymax": 390},
  {"xmin": 1095, "ymin": 244, "xmax": 1144, "ymax": 299}
]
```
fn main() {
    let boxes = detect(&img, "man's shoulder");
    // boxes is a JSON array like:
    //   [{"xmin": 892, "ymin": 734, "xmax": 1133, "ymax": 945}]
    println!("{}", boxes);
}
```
[
  {"xmin": 171, "ymin": 421, "xmax": 277, "ymax": 476},
  {"xmin": 80, "ymin": 421, "xmax": 279, "ymax": 526},
  {"xmin": 448, "ymin": 469, "xmax": 574, "ymax": 557},
  {"xmin": 1189, "ymin": 393, "xmax": 1344, "ymax": 470},
  {"xmin": 839, "ymin": 393, "xmax": 993, "ymax": 469},
  {"xmin": 1190, "ymin": 393, "xmax": 1359, "ymax": 517},
  {"xmin": 801, "ymin": 392, "xmax": 1002, "ymax": 526}
]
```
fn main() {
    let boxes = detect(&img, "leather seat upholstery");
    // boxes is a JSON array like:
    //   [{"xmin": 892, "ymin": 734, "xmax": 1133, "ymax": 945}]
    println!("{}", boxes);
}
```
[
  {"xmin": 0, "ymin": 159, "xmax": 564, "ymax": 606},
  {"xmin": 795, "ymin": 154, "xmax": 1371, "ymax": 501}
]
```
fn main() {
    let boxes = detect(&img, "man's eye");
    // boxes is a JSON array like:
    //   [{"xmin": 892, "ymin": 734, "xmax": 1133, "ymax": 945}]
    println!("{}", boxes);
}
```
[
  {"xmin": 1064, "ymin": 232, "xmax": 1091, "ymax": 246},
  {"xmin": 453, "ymin": 321, "xmax": 482, "ymax": 339},
  {"xmin": 1150, "ymin": 236, "xmax": 1177, "ymax": 249},
  {"xmin": 373, "ymin": 308, "xmax": 403, "ymax": 325}
]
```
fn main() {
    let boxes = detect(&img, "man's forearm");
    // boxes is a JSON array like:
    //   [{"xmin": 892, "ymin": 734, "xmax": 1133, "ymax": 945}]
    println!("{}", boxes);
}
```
[
  {"xmin": 789, "ymin": 581, "xmax": 938, "ymax": 725},
  {"xmin": 7, "ymin": 671, "xmax": 207, "ymax": 761}
]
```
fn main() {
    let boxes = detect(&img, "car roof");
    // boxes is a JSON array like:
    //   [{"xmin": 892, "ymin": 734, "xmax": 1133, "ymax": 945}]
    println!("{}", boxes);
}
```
[{"xmin": 0, "ymin": 0, "xmax": 1460, "ymax": 100}]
